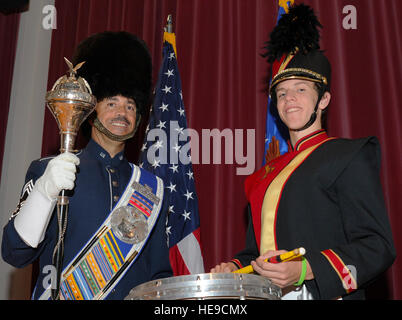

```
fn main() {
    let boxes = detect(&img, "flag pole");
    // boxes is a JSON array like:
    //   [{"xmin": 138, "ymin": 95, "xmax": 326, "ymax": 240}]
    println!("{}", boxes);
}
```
[
  {"xmin": 165, "ymin": 14, "xmax": 173, "ymax": 33},
  {"xmin": 163, "ymin": 15, "xmax": 177, "ymax": 58}
]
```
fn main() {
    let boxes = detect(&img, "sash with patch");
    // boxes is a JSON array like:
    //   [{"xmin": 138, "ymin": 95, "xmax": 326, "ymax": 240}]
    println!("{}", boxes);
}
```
[{"xmin": 39, "ymin": 164, "xmax": 164, "ymax": 300}]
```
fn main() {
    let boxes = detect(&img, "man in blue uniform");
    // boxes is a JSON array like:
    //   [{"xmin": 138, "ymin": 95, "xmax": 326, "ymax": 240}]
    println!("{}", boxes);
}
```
[{"xmin": 2, "ymin": 31, "xmax": 173, "ymax": 300}]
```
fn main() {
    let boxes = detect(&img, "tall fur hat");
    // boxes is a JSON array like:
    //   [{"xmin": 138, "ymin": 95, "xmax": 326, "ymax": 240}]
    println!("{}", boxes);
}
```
[
  {"xmin": 72, "ymin": 31, "xmax": 152, "ymax": 117},
  {"xmin": 265, "ymin": 3, "xmax": 331, "ymax": 97}
]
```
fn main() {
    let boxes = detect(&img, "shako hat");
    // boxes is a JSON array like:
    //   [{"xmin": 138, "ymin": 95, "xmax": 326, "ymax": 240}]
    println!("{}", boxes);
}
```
[
  {"xmin": 72, "ymin": 31, "xmax": 152, "ymax": 117},
  {"xmin": 265, "ymin": 3, "xmax": 331, "ymax": 97}
]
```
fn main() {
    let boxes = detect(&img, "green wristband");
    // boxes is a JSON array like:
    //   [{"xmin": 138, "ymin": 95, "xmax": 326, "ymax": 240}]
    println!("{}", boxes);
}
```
[{"xmin": 294, "ymin": 257, "xmax": 307, "ymax": 286}]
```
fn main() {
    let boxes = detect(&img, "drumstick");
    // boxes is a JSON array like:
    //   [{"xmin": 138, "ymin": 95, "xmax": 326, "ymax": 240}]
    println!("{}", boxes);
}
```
[
  {"xmin": 267, "ymin": 247, "xmax": 306, "ymax": 263},
  {"xmin": 232, "ymin": 247, "xmax": 306, "ymax": 274}
]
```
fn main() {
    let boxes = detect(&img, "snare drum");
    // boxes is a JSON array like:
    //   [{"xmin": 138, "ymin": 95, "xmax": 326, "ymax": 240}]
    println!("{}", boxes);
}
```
[{"xmin": 125, "ymin": 273, "xmax": 282, "ymax": 300}]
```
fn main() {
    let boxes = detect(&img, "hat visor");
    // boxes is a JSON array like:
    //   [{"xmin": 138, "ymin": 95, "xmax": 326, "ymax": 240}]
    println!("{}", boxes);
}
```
[{"xmin": 269, "ymin": 68, "xmax": 327, "ymax": 97}]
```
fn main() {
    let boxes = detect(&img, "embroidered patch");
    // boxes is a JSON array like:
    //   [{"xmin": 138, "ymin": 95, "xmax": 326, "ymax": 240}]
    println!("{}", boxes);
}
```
[
  {"xmin": 261, "ymin": 164, "xmax": 275, "ymax": 180},
  {"xmin": 10, "ymin": 179, "xmax": 34, "ymax": 220}
]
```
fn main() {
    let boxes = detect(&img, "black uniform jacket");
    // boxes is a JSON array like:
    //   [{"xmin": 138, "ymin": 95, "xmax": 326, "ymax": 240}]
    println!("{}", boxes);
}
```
[{"xmin": 232, "ymin": 130, "xmax": 396, "ymax": 300}]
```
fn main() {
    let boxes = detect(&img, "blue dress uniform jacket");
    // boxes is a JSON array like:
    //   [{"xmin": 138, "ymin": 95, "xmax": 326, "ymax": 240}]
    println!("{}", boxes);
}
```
[{"xmin": 2, "ymin": 139, "xmax": 173, "ymax": 299}]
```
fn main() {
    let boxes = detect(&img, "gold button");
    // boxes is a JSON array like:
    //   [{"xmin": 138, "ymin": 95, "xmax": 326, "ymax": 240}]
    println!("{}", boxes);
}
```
[
  {"xmin": 112, "ymin": 181, "xmax": 118, "ymax": 187},
  {"xmin": 109, "ymin": 168, "xmax": 116, "ymax": 173},
  {"xmin": 113, "ymin": 196, "xmax": 119, "ymax": 202}
]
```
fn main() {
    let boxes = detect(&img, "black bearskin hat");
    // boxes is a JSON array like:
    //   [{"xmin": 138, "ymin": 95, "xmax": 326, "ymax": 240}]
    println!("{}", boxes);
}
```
[
  {"xmin": 265, "ymin": 3, "xmax": 331, "ymax": 97},
  {"xmin": 72, "ymin": 31, "xmax": 152, "ymax": 117}
]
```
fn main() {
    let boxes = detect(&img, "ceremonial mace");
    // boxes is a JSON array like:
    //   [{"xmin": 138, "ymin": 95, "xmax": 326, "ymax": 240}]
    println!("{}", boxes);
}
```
[{"xmin": 45, "ymin": 58, "xmax": 96, "ymax": 300}]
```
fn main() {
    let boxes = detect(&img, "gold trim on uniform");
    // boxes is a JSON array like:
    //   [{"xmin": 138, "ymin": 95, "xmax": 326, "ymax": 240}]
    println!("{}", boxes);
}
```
[{"xmin": 260, "ymin": 139, "xmax": 332, "ymax": 254}]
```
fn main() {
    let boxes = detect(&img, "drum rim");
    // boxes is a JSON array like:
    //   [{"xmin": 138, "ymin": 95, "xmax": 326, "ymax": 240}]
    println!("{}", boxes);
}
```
[{"xmin": 125, "ymin": 273, "xmax": 282, "ymax": 300}]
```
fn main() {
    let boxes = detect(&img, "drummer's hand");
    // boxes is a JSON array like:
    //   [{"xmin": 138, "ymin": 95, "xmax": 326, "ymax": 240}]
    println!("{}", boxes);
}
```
[
  {"xmin": 251, "ymin": 250, "xmax": 309, "ymax": 289},
  {"xmin": 210, "ymin": 262, "xmax": 238, "ymax": 273}
]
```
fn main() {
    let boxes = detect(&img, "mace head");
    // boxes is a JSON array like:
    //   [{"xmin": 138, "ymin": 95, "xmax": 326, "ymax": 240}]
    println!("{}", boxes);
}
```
[{"xmin": 46, "ymin": 58, "xmax": 97, "ymax": 153}]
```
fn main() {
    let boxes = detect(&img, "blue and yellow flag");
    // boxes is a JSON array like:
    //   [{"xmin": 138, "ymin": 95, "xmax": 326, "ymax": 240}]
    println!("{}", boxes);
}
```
[{"xmin": 263, "ymin": 0, "xmax": 294, "ymax": 164}]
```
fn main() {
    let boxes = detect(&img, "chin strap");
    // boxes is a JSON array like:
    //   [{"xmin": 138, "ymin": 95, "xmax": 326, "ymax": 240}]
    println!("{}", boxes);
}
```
[
  {"xmin": 292, "ymin": 108, "xmax": 318, "ymax": 132},
  {"xmin": 92, "ymin": 115, "xmax": 141, "ymax": 142}
]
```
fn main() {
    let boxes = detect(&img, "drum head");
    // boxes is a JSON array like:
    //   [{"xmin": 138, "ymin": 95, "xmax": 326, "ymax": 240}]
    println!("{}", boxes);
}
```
[{"xmin": 125, "ymin": 273, "xmax": 282, "ymax": 300}]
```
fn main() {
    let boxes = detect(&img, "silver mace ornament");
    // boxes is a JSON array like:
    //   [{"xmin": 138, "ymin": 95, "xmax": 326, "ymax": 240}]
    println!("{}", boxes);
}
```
[{"xmin": 45, "ymin": 58, "xmax": 96, "ymax": 300}]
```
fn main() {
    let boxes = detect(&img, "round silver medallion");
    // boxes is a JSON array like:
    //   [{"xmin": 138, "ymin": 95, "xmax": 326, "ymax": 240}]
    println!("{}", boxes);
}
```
[{"xmin": 111, "ymin": 206, "xmax": 148, "ymax": 244}]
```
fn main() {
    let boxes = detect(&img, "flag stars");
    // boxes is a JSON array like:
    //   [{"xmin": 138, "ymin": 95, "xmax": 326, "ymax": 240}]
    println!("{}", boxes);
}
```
[
  {"xmin": 177, "ymin": 107, "xmax": 185, "ymax": 116},
  {"xmin": 166, "ymin": 182, "xmax": 177, "ymax": 193},
  {"xmin": 182, "ymin": 210, "xmax": 191, "ymax": 221},
  {"xmin": 169, "ymin": 164, "xmax": 179, "ymax": 173},
  {"xmin": 172, "ymin": 143, "xmax": 181, "ymax": 153},
  {"xmin": 153, "ymin": 140, "xmax": 164, "ymax": 149},
  {"xmin": 168, "ymin": 52, "xmax": 175, "ymax": 60},
  {"xmin": 175, "ymin": 126, "xmax": 184, "ymax": 135},
  {"xmin": 183, "ymin": 190, "xmax": 194, "ymax": 201},
  {"xmin": 162, "ymin": 85, "xmax": 172, "ymax": 94},
  {"xmin": 165, "ymin": 69, "xmax": 174, "ymax": 77},
  {"xmin": 156, "ymin": 120, "xmax": 166, "ymax": 129},
  {"xmin": 151, "ymin": 159, "xmax": 161, "ymax": 168},
  {"xmin": 186, "ymin": 170, "xmax": 194, "ymax": 180},
  {"xmin": 159, "ymin": 103, "xmax": 169, "ymax": 112}
]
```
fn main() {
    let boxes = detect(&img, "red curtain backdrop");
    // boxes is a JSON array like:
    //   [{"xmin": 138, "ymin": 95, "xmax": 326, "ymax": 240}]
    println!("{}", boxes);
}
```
[
  {"xmin": 0, "ymin": 13, "xmax": 20, "ymax": 181},
  {"xmin": 29, "ymin": 0, "xmax": 402, "ymax": 299}
]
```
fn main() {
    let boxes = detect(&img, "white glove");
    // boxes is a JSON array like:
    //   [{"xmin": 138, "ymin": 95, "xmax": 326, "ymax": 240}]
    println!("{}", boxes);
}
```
[
  {"xmin": 35, "ymin": 152, "xmax": 80, "ymax": 200},
  {"xmin": 14, "ymin": 152, "xmax": 80, "ymax": 247}
]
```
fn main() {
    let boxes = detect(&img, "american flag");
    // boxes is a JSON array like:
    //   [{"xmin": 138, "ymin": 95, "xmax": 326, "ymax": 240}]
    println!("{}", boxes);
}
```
[
  {"xmin": 263, "ymin": 0, "xmax": 294, "ymax": 164},
  {"xmin": 138, "ymin": 32, "xmax": 204, "ymax": 275}
]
